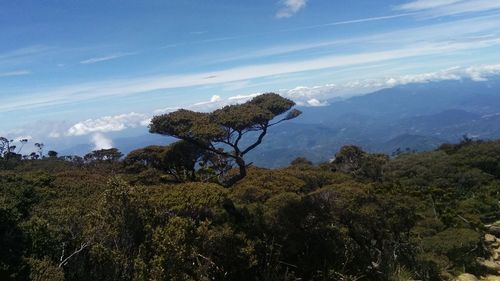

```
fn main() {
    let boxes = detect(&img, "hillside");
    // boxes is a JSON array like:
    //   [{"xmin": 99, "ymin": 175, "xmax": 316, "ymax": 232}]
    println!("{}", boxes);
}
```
[{"xmin": 2, "ymin": 139, "xmax": 500, "ymax": 280}]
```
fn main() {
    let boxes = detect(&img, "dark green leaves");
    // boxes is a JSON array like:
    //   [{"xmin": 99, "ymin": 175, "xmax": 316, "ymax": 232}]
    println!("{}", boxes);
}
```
[
  {"xmin": 150, "ymin": 109, "xmax": 225, "ymax": 141},
  {"xmin": 150, "ymin": 93, "xmax": 300, "ymax": 141},
  {"xmin": 149, "ymin": 93, "xmax": 301, "ymax": 185}
]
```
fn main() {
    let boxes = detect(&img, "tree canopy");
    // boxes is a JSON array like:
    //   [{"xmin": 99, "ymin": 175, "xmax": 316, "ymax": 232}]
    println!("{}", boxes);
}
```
[{"xmin": 149, "ymin": 93, "xmax": 302, "ymax": 185}]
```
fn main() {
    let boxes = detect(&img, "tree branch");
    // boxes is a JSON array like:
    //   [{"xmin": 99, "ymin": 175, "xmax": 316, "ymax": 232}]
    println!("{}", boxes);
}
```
[
  {"xmin": 241, "ymin": 122, "xmax": 268, "ymax": 156},
  {"xmin": 182, "ymin": 138, "xmax": 236, "ymax": 159},
  {"xmin": 59, "ymin": 241, "xmax": 90, "ymax": 268},
  {"xmin": 233, "ymin": 130, "xmax": 243, "ymax": 154}
]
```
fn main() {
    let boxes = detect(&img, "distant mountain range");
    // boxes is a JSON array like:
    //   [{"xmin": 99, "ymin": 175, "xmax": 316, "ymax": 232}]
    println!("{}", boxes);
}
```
[{"xmin": 61, "ymin": 77, "xmax": 500, "ymax": 168}]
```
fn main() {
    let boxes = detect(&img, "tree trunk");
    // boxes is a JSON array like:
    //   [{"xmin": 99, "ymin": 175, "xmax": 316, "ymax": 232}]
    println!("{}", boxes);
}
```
[{"xmin": 224, "ymin": 156, "xmax": 246, "ymax": 187}]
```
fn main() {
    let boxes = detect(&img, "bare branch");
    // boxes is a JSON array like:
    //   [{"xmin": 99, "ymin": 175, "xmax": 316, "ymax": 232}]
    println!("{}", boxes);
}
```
[{"xmin": 59, "ymin": 241, "xmax": 90, "ymax": 268}]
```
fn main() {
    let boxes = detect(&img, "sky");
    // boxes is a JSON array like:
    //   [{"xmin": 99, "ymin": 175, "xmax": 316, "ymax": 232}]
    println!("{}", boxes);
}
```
[{"xmin": 2, "ymin": 0, "xmax": 500, "ymax": 150}]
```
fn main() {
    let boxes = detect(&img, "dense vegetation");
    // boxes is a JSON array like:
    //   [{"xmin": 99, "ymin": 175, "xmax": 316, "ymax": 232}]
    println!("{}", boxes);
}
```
[
  {"xmin": 1, "ymin": 136, "xmax": 500, "ymax": 280},
  {"xmin": 2, "ymin": 95, "xmax": 499, "ymax": 280}
]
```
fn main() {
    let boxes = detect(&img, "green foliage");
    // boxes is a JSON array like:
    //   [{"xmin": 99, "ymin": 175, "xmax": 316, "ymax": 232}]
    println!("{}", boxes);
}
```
[
  {"xmin": 124, "ymin": 141, "xmax": 206, "ymax": 183},
  {"xmin": 331, "ymin": 145, "xmax": 389, "ymax": 181},
  {"xmin": 420, "ymin": 228, "xmax": 480, "ymax": 271},
  {"xmin": 84, "ymin": 148, "xmax": 123, "ymax": 163},
  {"xmin": 27, "ymin": 257, "xmax": 64, "ymax": 281},
  {"xmin": 150, "ymin": 93, "xmax": 302, "ymax": 185},
  {"xmin": 290, "ymin": 156, "xmax": 313, "ymax": 166},
  {"xmin": 1, "ymin": 139, "xmax": 500, "ymax": 280}
]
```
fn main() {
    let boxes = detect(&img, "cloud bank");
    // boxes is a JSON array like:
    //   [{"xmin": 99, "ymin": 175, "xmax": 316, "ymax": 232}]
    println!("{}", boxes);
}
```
[
  {"xmin": 67, "ymin": 112, "xmax": 150, "ymax": 136},
  {"xmin": 59, "ymin": 63, "xmax": 500, "ymax": 139}
]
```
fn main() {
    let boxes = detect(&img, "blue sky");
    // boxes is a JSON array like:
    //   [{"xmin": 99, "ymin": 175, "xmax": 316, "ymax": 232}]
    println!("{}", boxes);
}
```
[{"xmin": 2, "ymin": 0, "xmax": 500, "ymax": 149}]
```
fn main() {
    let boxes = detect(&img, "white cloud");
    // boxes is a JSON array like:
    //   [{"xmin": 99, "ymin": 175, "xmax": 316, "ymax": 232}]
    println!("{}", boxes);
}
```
[
  {"xmin": 48, "ymin": 132, "xmax": 61, "ymax": 138},
  {"xmin": 67, "ymin": 112, "xmax": 149, "ymax": 136},
  {"xmin": 1, "ymin": 120, "xmax": 70, "ymax": 144},
  {"xmin": 287, "ymin": 64, "xmax": 500, "ymax": 102},
  {"xmin": 227, "ymin": 93, "xmax": 261, "ymax": 101},
  {"xmin": 285, "ymin": 84, "xmax": 336, "ymax": 99},
  {"xmin": 342, "ymin": 64, "xmax": 500, "ymax": 92},
  {"xmin": 80, "ymin": 52, "xmax": 135, "ymax": 64},
  {"xmin": 464, "ymin": 64, "xmax": 500, "ymax": 81},
  {"xmin": 210, "ymin": 95, "xmax": 221, "ymax": 102},
  {"xmin": 0, "ymin": 70, "xmax": 30, "ymax": 77},
  {"xmin": 276, "ymin": 0, "xmax": 308, "ymax": 18},
  {"xmin": 91, "ymin": 133, "xmax": 113, "ymax": 150},
  {"xmin": 306, "ymin": 98, "xmax": 328, "ymax": 107}
]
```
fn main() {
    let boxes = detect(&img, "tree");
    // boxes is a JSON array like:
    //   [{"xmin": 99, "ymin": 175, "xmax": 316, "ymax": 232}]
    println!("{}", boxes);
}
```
[
  {"xmin": 84, "ymin": 148, "xmax": 123, "ymax": 163},
  {"xmin": 161, "ymin": 141, "xmax": 205, "ymax": 182},
  {"xmin": 34, "ymin": 142, "xmax": 44, "ymax": 158},
  {"xmin": 149, "ymin": 93, "xmax": 302, "ymax": 186},
  {"xmin": 124, "ymin": 145, "xmax": 166, "ymax": 172},
  {"xmin": 290, "ymin": 157, "xmax": 313, "ymax": 166},
  {"xmin": 331, "ymin": 145, "xmax": 388, "ymax": 181},
  {"xmin": 47, "ymin": 150, "xmax": 58, "ymax": 158},
  {"xmin": 0, "ymin": 137, "xmax": 14, "ymax": 159},
  {"xmin": 125, "ymin": 141, "xmax": 207, "ymax": 182},
  {"xmin": 17, "ymin": 139, "xmax": 28, "ymax": 154},
  {"xmin": 0, "ymin": 137, "xmax": 25, "ymax": 162},
  {"xmin": 29, "ymin": 152, "xmax": 39, "ymax": 160}
]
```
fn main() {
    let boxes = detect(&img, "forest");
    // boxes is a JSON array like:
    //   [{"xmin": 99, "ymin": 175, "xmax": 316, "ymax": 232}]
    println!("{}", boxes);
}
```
[{"xmin": 1, "ymin": 94, "xmax": 500, "ymax": 281}]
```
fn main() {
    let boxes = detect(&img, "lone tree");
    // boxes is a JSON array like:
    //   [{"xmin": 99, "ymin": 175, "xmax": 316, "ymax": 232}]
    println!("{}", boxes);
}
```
[
  {"xmin": 149, "ymin": 93, "xmax": 302, "ymax": 186},
  {"xmin": 84, "ymin": 148, "xmax": 123, "ymax": 163}
]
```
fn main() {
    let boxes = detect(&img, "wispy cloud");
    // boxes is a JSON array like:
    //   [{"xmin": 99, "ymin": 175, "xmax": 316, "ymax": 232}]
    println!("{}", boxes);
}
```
[
  {"xmin": 0, "ymin": 45, "xmax": 54, "ymax": 69},
  {"xmin": 163, "ymin": 12, "xmax": 419, "ymax": 48},
  {"xmin": 396, "ymin": 0, "xmax": 500, "ymax": 17},
  {"xmin": 195, "ymin": 14, "xmax": 500, "ymax": 65},
  {"xmin": 0, "ymin": 45, "xmax": 52, "ymax": 62},
  {"xmin": 396, "ymin": 0, "xmax": 464, "ymax": 11},
  {"xmin": 0, "ymin": 70, "xmax": 31, "ymax": 78},
  {"xmin": 3, "ymin": 35, "xmax": 500, "ymax": 114},
  {"xmin": 2, "ymin": 14, "xmax": 500, "ymax": 114},
  {"xmin": 276, "ymin": 0, "xmax": 308, "ymax": 18},
  {"xmin": 299, "ymin": 12, "xmax": 418, "ymax": 29},
  {"xmin": 80, "ymin": 52, "xmax": 135, "ymax": 64}
]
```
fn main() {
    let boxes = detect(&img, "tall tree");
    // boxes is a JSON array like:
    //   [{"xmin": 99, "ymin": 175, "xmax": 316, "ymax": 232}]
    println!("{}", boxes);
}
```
[{"xmin": 149, "ymin": 93, "xmax": 301, "ymax": 186}]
